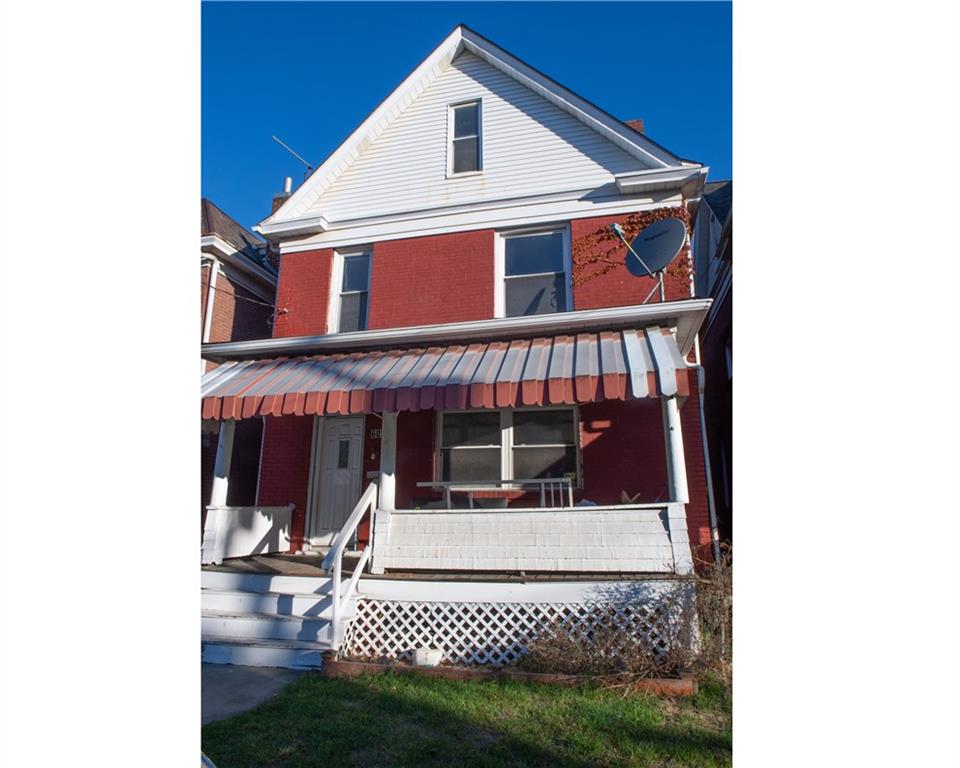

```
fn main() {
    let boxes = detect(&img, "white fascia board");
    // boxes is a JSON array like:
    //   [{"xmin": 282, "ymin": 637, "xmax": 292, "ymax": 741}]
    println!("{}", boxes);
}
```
[
  {"xmin": 201, "ymin": 299, "xmax": 712, "ymax": 362},
  {"xmin": 615, "ymin": 166, "xmax": 708, "ymax": 195},
  {"xmin": 256, "ymin": 213, "xmax": 329, "ymax": 238},
  {"xmin": 277, "ymin": 190, "xmax": 685, "ymax": 254},
  {"xmin": 200, "ymin": 235, "xmax": 277, "ymax": 289}
]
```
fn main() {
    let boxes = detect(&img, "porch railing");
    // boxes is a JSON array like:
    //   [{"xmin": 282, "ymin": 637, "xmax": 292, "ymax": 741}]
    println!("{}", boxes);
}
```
[
  {"xmin": 416, "ymin": 478, "xmax": 575, "ymax": 508},
  {"xmin": 321, "ymin": 481, "xmax": 378, "ymax": 650}
]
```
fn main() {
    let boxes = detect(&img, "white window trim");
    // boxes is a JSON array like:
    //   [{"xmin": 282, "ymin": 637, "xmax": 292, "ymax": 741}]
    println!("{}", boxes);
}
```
[
  {"xmin": 446, "ymin": 99, "xmax": 483, "ymax": 178},
  {"xmin": 494, "ymin": 224, "xmax": 573, "ymax": 319},
  {"xmin": 327, "ymin": 247, "xmax": 373, "ymax": 333},
  {"xmin": 435, "ymin": 406, "xmax": 582, "ymax": 489}
]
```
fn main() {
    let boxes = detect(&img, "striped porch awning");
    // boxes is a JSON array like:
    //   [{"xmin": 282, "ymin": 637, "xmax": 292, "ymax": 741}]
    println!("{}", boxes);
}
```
[{"xmin": 201, "ymin": 326, "xmax": 694, "ymax": 421}]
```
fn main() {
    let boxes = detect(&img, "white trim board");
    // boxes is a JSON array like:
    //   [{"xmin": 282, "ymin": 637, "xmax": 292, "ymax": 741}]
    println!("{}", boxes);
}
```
[{"xmin": 277, "ymin": 190, "xmax": 686, "ymax": 255}]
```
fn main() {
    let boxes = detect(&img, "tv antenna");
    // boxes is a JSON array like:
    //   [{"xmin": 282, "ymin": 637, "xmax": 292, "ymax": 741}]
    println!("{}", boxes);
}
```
[
  {"xmin": 609, "ymin": 219, "xmax": 686, "ymax": 303},
  {"xmin": 272, "ymin": 135, "xmax": 314, "ymax": 177}
]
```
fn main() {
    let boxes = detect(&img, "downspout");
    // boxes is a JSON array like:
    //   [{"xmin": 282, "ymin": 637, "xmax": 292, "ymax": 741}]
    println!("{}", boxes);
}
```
[
  {"xmin": 686, "ymin": 227, "xmax": 722, "ymax": 565},
  {"xmin": 691, "ymin": 338, "xmax": 722, "ymax": 566},
  {"xmin": 201, "ymin": 256, "xmax": 219, "ymax": 374}
]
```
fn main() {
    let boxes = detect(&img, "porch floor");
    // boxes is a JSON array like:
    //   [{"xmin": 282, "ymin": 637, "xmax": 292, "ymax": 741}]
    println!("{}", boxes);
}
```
[{"xmin": 201, "ymin": 553, "xmax": 679, "ymax": 581}]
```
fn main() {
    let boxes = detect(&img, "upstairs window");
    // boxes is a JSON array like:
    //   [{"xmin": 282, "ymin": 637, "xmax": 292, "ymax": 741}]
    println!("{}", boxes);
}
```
[
  {"xmin": 449, "ymin": 101, "xmax": 481, "ymax": 175},
  {"xmin": 336, "ymin": 251, "xmax": 371, "ymax": 332},
  {"xmin": 499, "ymin": 228, "xmax": 571, "ymax": 317}
]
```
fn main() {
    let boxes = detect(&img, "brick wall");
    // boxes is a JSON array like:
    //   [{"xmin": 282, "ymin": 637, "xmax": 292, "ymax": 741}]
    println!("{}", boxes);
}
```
[
  {"xmin": 571, "ymin": 214, "xmax": 692, "ymax": 310},
  {"xmin": 271, "ymin": 248, "xmax": 334, "ymax": 337},
  {"xmin": 368, "ymin": 230, "xmax": 495, "ymax": 329},
  {"xmin": 205, "ymin": 266, "xmax": 274, "ymax": 344},
  {"xmin": 256, "ymin": 415, "xmax": 315, "ymax": 551}
]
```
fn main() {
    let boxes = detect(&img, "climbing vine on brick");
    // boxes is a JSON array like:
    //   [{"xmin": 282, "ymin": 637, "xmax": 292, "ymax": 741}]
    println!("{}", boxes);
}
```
[{"xmin": 571, "ymin": 206, "xmax": 692, "ymax": 288}]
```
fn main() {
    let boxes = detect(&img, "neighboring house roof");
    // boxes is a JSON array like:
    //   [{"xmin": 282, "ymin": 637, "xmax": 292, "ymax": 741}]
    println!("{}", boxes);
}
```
[
  {"xmin": 702, "ymin": 180, "xmax": 732, "ymax": 224},
  {"xmin": 260, "ymin": 24, "xmax": 705, "ymax": 234},
  {"xmin": 201, "ymin": 198, "xmax": 276, "ymax": 276}
]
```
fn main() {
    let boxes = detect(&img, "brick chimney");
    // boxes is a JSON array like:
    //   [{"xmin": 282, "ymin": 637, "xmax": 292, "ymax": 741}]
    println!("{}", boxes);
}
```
[
  {"xmin": 625, "ymin": 118, "xmax": 645, "ymax": 134},
  {"xmin": 270, "ymin": 176, "xmax": 293, "ymax": 214}
]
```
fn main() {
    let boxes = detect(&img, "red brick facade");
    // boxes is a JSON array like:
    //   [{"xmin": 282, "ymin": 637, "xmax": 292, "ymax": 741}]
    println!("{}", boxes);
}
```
[{"xmin": 255, "ymin": 211, "xmax": 713, "ymax": 559}]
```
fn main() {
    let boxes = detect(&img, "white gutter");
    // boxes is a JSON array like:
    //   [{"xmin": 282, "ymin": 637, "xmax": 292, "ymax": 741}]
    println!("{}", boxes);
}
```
[
  {"xmin": 202, "ymin": 299, "xmax": 712, "ymax": 363},
  {"xmin": 200, "ymin": 235, "xmax": 277, "ymax": 288},
  {"xmin": 201, "ymin": 256, "xmax": 219, "ymax": 345}
]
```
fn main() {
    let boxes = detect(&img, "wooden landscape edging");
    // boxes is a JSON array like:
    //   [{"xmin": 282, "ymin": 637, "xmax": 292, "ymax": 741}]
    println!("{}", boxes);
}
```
[{"xmin": 321, "ymin": 652, "xmax": 697, "ymax": 696}]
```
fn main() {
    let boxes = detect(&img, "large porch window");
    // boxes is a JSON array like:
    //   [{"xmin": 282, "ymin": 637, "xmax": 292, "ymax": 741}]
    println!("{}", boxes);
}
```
[{"xmin": 438, "ymin": 408, "xmax": 580, "ymax": 484}]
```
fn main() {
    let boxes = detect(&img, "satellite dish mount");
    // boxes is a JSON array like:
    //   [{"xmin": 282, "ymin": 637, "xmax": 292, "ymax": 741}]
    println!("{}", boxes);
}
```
[{"xmin": 609, "ymin": 218, "xmax": 686, "ymax": 303}]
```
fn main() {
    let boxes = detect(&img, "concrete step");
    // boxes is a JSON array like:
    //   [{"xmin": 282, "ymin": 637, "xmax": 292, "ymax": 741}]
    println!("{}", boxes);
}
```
[
  {"xmin": 202, "ymin": 570, "xmax": 340, "ymax": 596},
  {"xmin": 201, "ymin": 636, "xmax": 328, "ymax": 669},
  {"xmin": 201, "ymin": 589, "xmax": 335, "ymax": 618}
]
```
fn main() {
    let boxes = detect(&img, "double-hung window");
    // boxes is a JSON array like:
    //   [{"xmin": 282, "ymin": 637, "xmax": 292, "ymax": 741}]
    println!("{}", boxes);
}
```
[
  {"xmin": 449, "ymin": 100, "xmax": 481, "ymax": 175},
  {"xmin": 438, "ymin": 408, "xmax": 579, "ymax": 485},
  {"xmin": 499, "ymin": 229, "xmax": 571, "ymax": 317},
  {"xmin": 335, "ymin": 251, "xmax": 371, "ymax": 332}
]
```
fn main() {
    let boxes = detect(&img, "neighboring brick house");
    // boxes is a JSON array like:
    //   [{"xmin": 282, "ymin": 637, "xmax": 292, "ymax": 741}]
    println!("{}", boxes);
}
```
[
  {"xmin": 200, "ymin": 199, "xmax": 277, "ymax": 528},
  {"xmin": 200, "ymin": 25, "xmax": 723, "ymax": 668},
  {"xmin": 692, "ymin": 181, "xmax": 732, "ymax": 541}
]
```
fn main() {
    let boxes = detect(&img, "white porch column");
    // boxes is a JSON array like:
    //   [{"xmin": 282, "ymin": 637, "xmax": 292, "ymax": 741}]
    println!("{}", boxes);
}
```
[
  {"xmin": 660, "ymin": 396, "xmax": 689, "ymax": 504},
  {"xmin": 379, "ymin": 412, "xmax": 398, "ymax": 511},
  {"xmin": 210, "ymin": 419, "xmax": 236, "ymax": 508}
]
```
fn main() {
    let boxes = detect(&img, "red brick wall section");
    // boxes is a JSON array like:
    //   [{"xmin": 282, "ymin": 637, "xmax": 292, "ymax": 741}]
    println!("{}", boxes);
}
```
[
  {"xmin": 571, "ymin": 213, "xmax": 692, "ymax": 310},
  {"xmin": 395, "ymin": 411, "xmax": 436, "ymax": 508},
  {"xmin": 368, "ymin": 230, "xmax": 495, "ymax": 329},
  {"xmin": 679, "ymin": 391, "xmax": 713, "ymax": 563},
  {"xmin": 211, "ymin": 277, "xmax": 273, "ymax": 343},
  {"xmin": 578, "ymin": 399, "xmax": 669, "ymax": 504},
  {"xmin": 272, "ymin": 248, "xmax": 334, "ymax": 337},
  {"xmin": 256, "ymin": 416, "xmax": 315, "ymax": 552}
]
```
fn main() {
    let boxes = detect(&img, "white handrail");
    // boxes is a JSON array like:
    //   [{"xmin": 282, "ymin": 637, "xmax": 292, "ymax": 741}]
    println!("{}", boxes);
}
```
[{"xmin": 322, "ymin": 481, "xmax": 377, "ymax": 650}]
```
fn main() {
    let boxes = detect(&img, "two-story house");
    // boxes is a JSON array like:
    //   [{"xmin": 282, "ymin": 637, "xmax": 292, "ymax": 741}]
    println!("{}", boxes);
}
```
[
  {"xmin": 200, "ymin": 199, "xmax": 277, "ymax": 531},
  {"xmin": 200, "ymin": 26, "xmax": 718, "ymax": 669}
]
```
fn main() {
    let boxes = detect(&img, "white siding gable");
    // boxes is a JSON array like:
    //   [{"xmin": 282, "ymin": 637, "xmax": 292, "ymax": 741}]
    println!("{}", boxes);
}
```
[{"xmin": 304, "ymin": 52, "xmax": 654, "ymax": 223}]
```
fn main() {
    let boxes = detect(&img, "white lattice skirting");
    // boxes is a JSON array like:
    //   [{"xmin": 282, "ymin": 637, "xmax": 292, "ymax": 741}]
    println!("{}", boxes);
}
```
[{"xmin": 342, "ymin": 589, "xmax": 694, "ymax": 667}]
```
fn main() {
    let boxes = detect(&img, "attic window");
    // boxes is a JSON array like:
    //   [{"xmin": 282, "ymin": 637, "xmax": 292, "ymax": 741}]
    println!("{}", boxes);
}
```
[{"xmin": 449, "ymin": 101, "xmax": 481, "ymax": 175}]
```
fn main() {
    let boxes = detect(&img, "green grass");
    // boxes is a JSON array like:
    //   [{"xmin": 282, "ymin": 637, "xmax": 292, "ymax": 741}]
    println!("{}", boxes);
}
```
[{"xmin": 202, "ymin": 671, "xmax": 731, "ymax": 768}]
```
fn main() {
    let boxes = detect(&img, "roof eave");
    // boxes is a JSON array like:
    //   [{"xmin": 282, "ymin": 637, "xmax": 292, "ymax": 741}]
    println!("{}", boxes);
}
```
[{"xmin": 202, "ymin": 299, "xmax": 712, "ymax": 363}]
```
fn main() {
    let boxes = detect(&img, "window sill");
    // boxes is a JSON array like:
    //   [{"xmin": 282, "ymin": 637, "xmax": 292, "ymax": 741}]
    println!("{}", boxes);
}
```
[{"xmin": 446, "ymin": 170, "xmax": 484, "ymax": 180}]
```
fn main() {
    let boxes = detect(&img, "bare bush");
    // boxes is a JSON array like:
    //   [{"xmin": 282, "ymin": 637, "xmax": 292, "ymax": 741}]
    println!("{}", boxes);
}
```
[{"xmin": 517, "ymin": 544, "xmax": 732, "ymax": 688}]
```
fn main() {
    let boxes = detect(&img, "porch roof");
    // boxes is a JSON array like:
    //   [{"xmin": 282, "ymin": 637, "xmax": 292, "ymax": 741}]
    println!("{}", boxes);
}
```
[{"xmin": 201, "ymin": 326, "xmax": 694, "ymax": 421}]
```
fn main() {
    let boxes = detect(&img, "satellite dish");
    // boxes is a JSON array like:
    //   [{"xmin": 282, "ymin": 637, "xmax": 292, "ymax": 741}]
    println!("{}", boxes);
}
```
[{"xmin": 624, "ymin": 218, "xmax": 686, "ymax": 278}]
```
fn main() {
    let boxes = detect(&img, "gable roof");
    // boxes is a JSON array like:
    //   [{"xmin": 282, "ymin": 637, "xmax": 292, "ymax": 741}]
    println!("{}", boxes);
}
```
[
  {"xmin": 202, "ymin": 198, "xmax": 264, "ymax": 253},
  {"xmin": 260, "ymin": 24, "xmax": 702, "ymax": 233}
]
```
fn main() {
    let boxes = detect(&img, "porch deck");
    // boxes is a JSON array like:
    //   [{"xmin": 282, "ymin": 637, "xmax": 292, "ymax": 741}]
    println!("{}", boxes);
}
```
[{"xmin": 201, "ymin": 553, "xmax": 683, "ymax": 582}]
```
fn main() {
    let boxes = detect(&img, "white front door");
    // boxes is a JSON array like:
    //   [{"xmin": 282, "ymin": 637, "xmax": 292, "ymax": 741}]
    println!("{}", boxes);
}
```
[{"xmin": 307, "ymin": 417, "xmax": 364, "ymax": 544}]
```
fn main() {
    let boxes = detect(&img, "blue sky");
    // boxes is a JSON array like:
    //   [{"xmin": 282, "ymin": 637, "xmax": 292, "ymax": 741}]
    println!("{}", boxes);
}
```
[{"xmin": 202, "ymin": 2, "xmax": 731, "ymax": 232}]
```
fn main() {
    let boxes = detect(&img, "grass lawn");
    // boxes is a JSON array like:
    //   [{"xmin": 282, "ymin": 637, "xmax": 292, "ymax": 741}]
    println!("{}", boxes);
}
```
[{"xmin": 201, "ymin": 671, "xmax": 731, "ymax": 768}]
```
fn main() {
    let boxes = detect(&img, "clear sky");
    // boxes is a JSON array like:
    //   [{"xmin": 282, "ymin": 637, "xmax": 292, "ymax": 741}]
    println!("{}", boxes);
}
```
[{"xmin": 202, "ymin": 1, "xmax": 731, "ymax": 232}]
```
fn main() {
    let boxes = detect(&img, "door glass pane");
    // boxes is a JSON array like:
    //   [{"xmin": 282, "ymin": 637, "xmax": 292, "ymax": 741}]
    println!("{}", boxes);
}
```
[
  {"xmin": 338, "ymin": 291, "xmax": 368, "ymax": 332},
  {"xmin": 442, "ymin": 447, "xmax": 501, "ymax": 481},
  {"xmin": 505, "ymin": 232, "xmax": 564, "ymax": 275},
  {"xmin": 442, "ymin": 412, "xmax": 501, "ymax": 447},
  {"xmin": 513, "ymin": 446, "xmax": 577, "ymax": 479},
  {"xmin": 337, "ymin": 439, "xmax": 350, "ymax": 469},
  {"xmin": 453, "ymin": 103, "xmax": 479, "ymax": 137},
  {"xmin": 452, "ymin": 137, "xmax": 479, "ymax": 173},
  {"xmin": 342, "ymin": 254, "xmax": 370, "ymax": 292},
  {"xmin": 513, "ymin": 410, "xmax": 575, "ymax": 445},
  {"xmin": 505, "ymin": 273, "xmax": 566, "ymax": 317}
]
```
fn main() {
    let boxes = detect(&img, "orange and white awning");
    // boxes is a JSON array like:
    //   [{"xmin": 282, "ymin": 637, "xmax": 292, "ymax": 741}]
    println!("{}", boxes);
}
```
[{"xmin": 201, "ymin": 326, "xmax": 693, "ymax": 421}]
